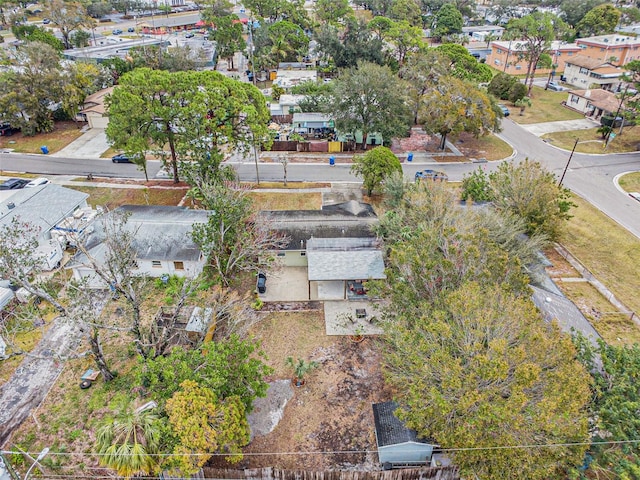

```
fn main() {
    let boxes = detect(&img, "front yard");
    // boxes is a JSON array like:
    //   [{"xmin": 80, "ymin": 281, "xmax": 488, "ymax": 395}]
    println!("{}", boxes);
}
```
[
  {"xmin": 507, "ymin": 86, "xmax": 585, "ymax": 124},
  {"xmin": 0, "ymin": 121, "xmax": 84, "ymax": 154},
  {"xmin": 542, "ymin": 126, "xmax": 640, "ymax": 154}
]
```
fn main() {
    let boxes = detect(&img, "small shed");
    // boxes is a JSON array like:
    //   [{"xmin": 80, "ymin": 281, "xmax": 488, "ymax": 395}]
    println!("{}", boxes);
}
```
[{"xmin": 373, "ymin": 401, "xmax": 434, "ymax": 467}]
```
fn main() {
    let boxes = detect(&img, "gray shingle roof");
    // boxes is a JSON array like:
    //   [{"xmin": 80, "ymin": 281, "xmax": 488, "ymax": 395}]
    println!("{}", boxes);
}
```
[
  {"xmin": 72, "ymin": 205, "xmax": 211, "ymax": 266},
  {"xmin": 260, "ymin": 201, "xmax": 379, "ymax": 250},
  {"xmin": 0, "ymin": 185, "xmax": 89, "ymax": 239},
  {"xmin": 306, "ymin": 237, "xmax": 386, "ymax": 281},
  {"xmin": 373, "ymin": 401, "xmax": 430, "ymax": 447}
]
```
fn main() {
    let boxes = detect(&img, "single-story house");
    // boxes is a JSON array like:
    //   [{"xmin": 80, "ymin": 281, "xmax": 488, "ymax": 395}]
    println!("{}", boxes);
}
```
[
  {"xmin": 565, "ymin": 89, "xmax": 622, "ymax": 119},
  {"xmin": 270, "ymin": 94, "xmax": 305, "ymax": 117},
  {"xmin": 260, "ymin": 200, "xmax": 386, "ymax": 300},
  {"xmin": 373, "ymin": 401, "xmax": 435, "ymax": 468},
  {"xmin": 462, "ymin": 25, "xmax": 504, "ymax": 41},
  {"xmin": 68, "ymin": 205, "xmax": 211, "ymax": 288},
  {"xmin": 78, "ymin": 87, "xmax": 113, "ymax": 129},
  {"xmin": 0, "ymin": 184, "xmax": 89, "ymax": 245},
  {"xmin": 291, "ymin": 112, "xmax": 334, "ymax": 135},
  {"xmin": 562, "ymin": 56, "xmax": 625, "ymax": 91}
]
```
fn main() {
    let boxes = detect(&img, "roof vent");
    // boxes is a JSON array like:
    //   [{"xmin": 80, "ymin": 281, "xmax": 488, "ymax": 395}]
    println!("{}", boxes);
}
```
[{"xmin": 7, "ymin": 202, "xmax": 15, "ymax": 209}]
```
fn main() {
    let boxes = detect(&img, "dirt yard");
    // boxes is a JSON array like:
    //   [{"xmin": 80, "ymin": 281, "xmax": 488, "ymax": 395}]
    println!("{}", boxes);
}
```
[{"xmin": 222, "ymin": 309, "xmax": 394, "ymax": 471}]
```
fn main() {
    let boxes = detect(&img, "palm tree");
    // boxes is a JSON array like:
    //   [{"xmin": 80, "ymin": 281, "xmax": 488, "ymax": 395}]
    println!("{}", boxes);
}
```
[{"xmin": 94, "ymin": 409, "xmax": 163, "ymax": 479}]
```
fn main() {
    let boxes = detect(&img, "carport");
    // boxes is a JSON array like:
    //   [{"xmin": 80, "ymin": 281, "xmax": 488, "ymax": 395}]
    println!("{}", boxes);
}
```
[{"xmin": 307, "ymin": 237, "xmax": 386, "ymax": 301}]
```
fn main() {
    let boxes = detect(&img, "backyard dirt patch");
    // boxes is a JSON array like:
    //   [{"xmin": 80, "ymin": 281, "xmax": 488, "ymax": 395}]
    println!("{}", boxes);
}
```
[{"xmin": 220, "ymin": 310, "xmax": 393, "ymax": 471}]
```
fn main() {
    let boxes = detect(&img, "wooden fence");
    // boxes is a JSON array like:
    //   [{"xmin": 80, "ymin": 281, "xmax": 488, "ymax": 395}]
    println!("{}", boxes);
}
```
[{"xmin": 201, "ymin": 467, "xmax": 460, "ymax": 480}]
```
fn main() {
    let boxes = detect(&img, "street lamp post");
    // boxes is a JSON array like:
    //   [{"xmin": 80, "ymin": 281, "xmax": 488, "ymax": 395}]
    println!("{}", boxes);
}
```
[{"xmin": 24, "ymin": 447, "xmax": 49, "ymax": 480}]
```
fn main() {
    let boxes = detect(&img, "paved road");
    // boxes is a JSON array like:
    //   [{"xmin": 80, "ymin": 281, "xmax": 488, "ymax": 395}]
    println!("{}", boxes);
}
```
[
  {"xmin": 1, "ymin": 118, "xmax": 639, "ymax": 236},
  {"xmin": 497, "ymin": 119, "xmax": 640, "ymax": 238}
]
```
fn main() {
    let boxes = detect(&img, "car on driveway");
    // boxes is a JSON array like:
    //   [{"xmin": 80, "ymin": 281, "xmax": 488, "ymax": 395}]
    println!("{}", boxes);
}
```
[
  {"xmin": 25, "ymin": 177, "xmax": 50, "ymax": 188},
  {"xmin": 415, "ymin": 169, "xmax": 448, "ymax": 182},
  {"xmin": 256, "ymin": 272, "xmax": 267, "ymax": 294},
  {"xmin": 0, "ymin": 178, "xmax": 29, "ymax": 190},
  {"xmin": 0, "ymin": 123, "xmax": 20, "ymax": 136},
  {"xmin": 498, "ymin": 104, "xmax": 510, "ymax": 117},
  {"xmin": 547, "ymin": 82, "xmax": 565, "ymax": 91},
  {"xmin": 42, "ymin": 18, "xmax": 50, "ymax": 24},
  {"xmin": 112, "ymin": 154, "xmax": 132, "ymax": 163}
]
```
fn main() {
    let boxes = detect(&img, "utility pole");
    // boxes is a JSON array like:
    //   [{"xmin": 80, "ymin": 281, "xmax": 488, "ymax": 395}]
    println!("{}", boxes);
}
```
[{"xmin": 558, "ymin": 138, "xmax": 579, "ymax": 187}]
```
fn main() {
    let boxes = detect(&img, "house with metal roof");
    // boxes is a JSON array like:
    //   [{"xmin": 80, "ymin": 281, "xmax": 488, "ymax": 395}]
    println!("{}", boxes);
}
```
[
  {"xmin": 68, "ymin": 205, "xmax": 211, "ymax": 288},
  {"xmin": 0, "ymin": 184, "xmax": 89, "ymax": 245},
  {"xmin": 259, "ymin": 200, "xmax": 385, "ymax": 301},
  {"xmin": 372, "ymin": 401, "xmax": 435, "ymax": 468}
]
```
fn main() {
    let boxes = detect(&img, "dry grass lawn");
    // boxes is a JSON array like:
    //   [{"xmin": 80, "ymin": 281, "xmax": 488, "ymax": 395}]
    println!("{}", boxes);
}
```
[
  {"xmin": 68, "ymin": 186, "xmax": 188, "ymax": 209},
  {"xmin": 541, "ymin": 126, "xmax": 640, "ymax": 154},
  {"xmin": 619, "ymin": 172, "xmax": 640, "ymax": 193},
  {"xmin": 451, "ymin": 132, "xmax": 514, "ymax": 161},
  {"xmin": 508, "ymin": 87, "xmax": 585, "ymax": 124},
  {"xmin": 0, "ymin": 121, "xmax": 84, "ymax": 154},
  {"xmin": 561, "ymin": 195, "xmax": 640, "ymax": 319},
  {"xmin": 248, "ymin": 191, "xmax": 322, "ymax": 210}
]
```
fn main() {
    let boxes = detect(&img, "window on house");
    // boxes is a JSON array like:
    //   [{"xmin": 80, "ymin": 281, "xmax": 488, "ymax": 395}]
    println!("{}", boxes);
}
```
[
  {"xmin": 494, "ymin": 59, "xmax": 501, "ymax": 66},
  {"xmin": 174, "ymin": 261, "xmax": 184, "ymax": 270},
  {"xmin": 570, "ymin": 95, "xmax": 579, "ymax": 104},
  {"xmin": 152, "ymin": 260, "xmax": 162, "ymax": 268}
]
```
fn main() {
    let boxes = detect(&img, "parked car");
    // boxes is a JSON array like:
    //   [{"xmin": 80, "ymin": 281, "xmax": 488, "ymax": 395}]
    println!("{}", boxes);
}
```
[
  {"xmin": 112, "ymin": 153, "xmax": 132, "ymax": 163},
  {"xmin": 112, "ymin": 28, "xmax": 123, "ymax": 35},
  {"xmin": 498, "ymin": 104, "xmax": 510, "ymax": 117},
  {"xmin": 415, "ymin": 169, "xmax": 448, "ymax": 182},
  {"xmin": 0, "ymin": 123, "xmax": 20, "ymax": 136},
  {"xmin": 547, "ymin": 82, "xmax": 565, "ymax": 92},
  {"xmin": 127, "ymin": 27, "xmax": 135, "ymax": 32},
  {"xmin": 25, "ymin": 177, "xmax": 50, "ymax": 188},
  {"xmin": 42, "ymin": 18, "xmax": 50, "ymax": 24},
  {"xmin": 185, "ymin": 31, "xmax": 195, "ymax": 38},
  {"xmin": 0, "ymin": 178, "xmax": 29, "ymax": 190},
  {"xmin": 256, "ymin": 272, "xmax": 267, "ymax": 294}
]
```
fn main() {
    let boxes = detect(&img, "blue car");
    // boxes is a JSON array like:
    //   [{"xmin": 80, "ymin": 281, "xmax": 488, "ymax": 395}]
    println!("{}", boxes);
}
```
[
  {"xmin": 498, "ymin": 104, "xmax": 510, "ymax": 117},
  {"xmin": 112, "ymin": 154, "xmax": 132, "ymax": 163},
  {"xmin": 256, "ymin": 272, "xmax": 266, "ymax": 294},
  {"xmin": 112, "ymin": 28, "xmax": 123, "ymax": 35}
]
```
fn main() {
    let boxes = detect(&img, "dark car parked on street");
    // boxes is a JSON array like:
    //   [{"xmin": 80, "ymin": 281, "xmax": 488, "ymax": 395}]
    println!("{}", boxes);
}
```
[
  {"xmin": 415, "ymin": 169, "xmax": 448, "ymax": 182},
  {"xmin": 112, "ymin": 154, "xmax": 133, "ymax": 163},
  {"xmin": 0, "ymin": 178, "xmax": 29, "ymax": 190},
  {"xmin": 256, "ymin": 272, "xmax": 267, "ymax": 294}
]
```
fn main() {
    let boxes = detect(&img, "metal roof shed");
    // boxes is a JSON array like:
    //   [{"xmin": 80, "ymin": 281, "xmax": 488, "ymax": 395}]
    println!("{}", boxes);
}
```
[
  {"xmin": 373, "ymin": 401, "xmax": 434, "ymax": 467},
  {"xmin": 306, "ymin": 237, "xmax": 386, "ymax": 281}
]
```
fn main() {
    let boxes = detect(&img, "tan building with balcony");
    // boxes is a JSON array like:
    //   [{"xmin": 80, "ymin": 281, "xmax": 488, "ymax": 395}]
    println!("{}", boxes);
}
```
[
  {"xmin": 486, "ymin": 40, "xmax": 581, "ymax": 76},
  {"xmin": 575, "ymin": 34, "xmax": 640, "ymax": 66}
]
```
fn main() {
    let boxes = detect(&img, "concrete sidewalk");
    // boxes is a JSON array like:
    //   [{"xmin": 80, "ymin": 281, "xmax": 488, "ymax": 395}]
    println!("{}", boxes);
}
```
[
  {"xmin": 520, "ymin": 118, "xmax": 599, "ymax": 137},
  {"xmin": 51, "ymin": 127, "xmax": 110, "ymax": 159}
]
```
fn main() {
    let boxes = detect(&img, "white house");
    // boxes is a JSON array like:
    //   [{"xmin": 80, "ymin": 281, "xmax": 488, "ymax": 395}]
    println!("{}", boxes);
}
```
[
  {"xmin": 565, "ymin": 89, "xmax": 622, "ymax": 119},
  {"xmin": 562, "ymin": 55, "xmax": 625, "ymax": 91},
  {"xmin": 68, "ymin": 205, "xmax": 211, "ymax": 288},
  {"xmin": 78, "ymin": 87, "xmax": 113, "ymax": 129}
]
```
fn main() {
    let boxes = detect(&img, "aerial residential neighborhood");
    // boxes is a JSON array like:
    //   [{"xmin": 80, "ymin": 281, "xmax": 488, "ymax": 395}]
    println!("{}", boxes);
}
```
[{"xmin": 1, "ymin": 0, "xmax": 640, "ymax": 478}]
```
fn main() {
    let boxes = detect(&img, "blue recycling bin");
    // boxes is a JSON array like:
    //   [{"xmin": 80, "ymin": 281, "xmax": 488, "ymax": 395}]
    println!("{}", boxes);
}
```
[
  {"xmin": 329, "ymin": 155, "xmax": 335, "ymax": 166},
  {"xmin": 407, "ymin": 152, "xmax": 413, "ymax": 162},
  {"xmin": 40, "ymin": 146, "xmax": 49, "ymax": 154}
]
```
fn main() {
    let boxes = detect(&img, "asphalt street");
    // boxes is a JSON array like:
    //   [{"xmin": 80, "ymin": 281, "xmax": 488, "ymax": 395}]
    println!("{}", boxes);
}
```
[{"xmin": 0, "ymin": 118, "xmax": 639, "ymax": 237}]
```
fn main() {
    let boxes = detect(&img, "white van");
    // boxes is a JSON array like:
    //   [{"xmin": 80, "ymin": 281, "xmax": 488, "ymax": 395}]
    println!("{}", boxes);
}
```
[{"xmin": 25, "ymin": 177, "xmax": 51, "ymax": 188}]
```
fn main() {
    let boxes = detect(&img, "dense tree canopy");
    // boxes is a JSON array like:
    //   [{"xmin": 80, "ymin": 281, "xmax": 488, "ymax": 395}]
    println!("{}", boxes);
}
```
[
  {"xmin": 106, "ymin": 69, "xmax": 270, "ymax": 183},
  {"xmin": 435, "ymin": 43, "xmax": 493, "ymax": 83},
  {"xmin": 576, "ymin": 4, "xmax": 621, "ymax": 39},
  {"xmin": 375, "ymin": 184, "xmax": 591, "ymax": 479},
  {"xmin": 351, "ymin": 146, "xmax": 402, "ymax": 195},
  {"xmin": 431, "ymin": 3, "xmax": 463, "ymax": 41},
  {"xmin": 327, "ymin": 61, "xmax": 411, "ymax": 147},
  {"xmin": 419, "ymin": 77, "xmax": 500, "ymax": 149}
]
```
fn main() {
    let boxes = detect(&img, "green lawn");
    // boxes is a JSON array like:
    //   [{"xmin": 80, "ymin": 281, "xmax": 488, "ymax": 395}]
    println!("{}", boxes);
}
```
[
  {"xmin": 619, "ymin": 172, "xmax": 640, "ymax": 193},
  {"xmin": 542, "ymin": 126, "xmax": 640, "ymax": 154},
  {"xmin": 508, "ymin": 86, "xmax": 585, "ymax": 124},
  {"xmin": 0, "ymin": 121, "xmax": 84, "ymax": 154}
]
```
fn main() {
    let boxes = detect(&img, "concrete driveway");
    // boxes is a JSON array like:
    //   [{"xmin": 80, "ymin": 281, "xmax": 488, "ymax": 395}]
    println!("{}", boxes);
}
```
[
  {"xmin": 51, "ymin": 128, "xmax": 110, "ymax": 159},
  {"xmin": 520, "ymin": 118, "xmax": 599, "ymax": 137}
]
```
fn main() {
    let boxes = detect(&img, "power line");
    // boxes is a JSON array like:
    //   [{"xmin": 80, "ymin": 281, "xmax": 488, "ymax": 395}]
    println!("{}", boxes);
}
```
[{"xmin": 3, "ymin": 438, "xmax": 640, "ymax": 459}]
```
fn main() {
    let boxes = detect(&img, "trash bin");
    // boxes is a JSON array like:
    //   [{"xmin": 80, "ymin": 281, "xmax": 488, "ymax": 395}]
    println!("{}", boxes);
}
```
[
  {"xmin": 407, "ymin": 152, "xmax": 413, "ymax": 162},
  {"xmin": 329, "ymin": 155, "xmax": 335, "ymax": 166},
  {"xmin": 40, "ymin": 146, "xmax": 49, "ymax": 154}
]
